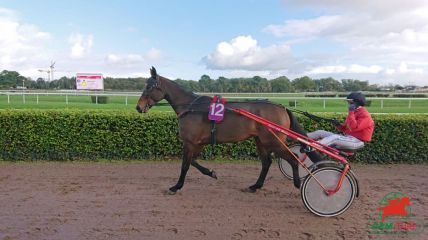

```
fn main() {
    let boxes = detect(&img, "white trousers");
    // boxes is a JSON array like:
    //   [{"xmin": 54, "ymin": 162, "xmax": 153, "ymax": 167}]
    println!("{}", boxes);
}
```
[{"xmin": 307, "ymin": 130, "xmax": 364, "ymax": 150}]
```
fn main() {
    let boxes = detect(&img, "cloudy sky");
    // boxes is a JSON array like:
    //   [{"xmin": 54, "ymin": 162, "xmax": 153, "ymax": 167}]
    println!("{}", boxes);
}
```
[{"xmin": 1, "ymin": 0, "xmax": 427, "ymax": 86}]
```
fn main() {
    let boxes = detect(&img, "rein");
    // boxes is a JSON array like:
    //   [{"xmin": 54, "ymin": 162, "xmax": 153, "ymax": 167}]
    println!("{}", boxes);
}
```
[
  {"xmin": 287, "ymin": 108, "xmax": 335, "ymax": 124},
  {"xmin": 153, "ymin": 99, "xmax": 273, "ymax": 107},
  {"xmin": 153, "ymin": 95, "xmax": 332, "ymax": 125}
]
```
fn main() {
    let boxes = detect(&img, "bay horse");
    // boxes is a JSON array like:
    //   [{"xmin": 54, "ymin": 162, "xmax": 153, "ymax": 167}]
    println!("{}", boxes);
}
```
[{"xmin": 136, "ymin": 67, "xmax": 317, "ymax": 194}]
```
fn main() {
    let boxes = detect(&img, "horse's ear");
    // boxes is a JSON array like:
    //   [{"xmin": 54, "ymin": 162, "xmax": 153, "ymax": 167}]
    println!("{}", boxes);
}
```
[{"xmin": 150, "ymin": 66, "xmax": 157, "ymax": 78}]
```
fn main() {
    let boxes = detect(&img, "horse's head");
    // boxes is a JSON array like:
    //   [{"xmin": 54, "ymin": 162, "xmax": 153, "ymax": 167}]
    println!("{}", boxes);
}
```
[{"xmin": 136, "ymin": 67, "xmax": 166, "ymax": 113}]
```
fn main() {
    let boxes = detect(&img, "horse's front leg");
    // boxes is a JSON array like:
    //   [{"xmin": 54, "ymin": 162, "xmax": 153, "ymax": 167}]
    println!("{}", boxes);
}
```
[
  {"xmin": 191, "ymin": 160, "xmax": 217, "ymax": 179},
  {"xmin": 187, "ymin": 145, "xmax": 216, "ymax": 178},
  {"xmin": 167, "ymin": 143, "xmax": 199, "ymax": 195},
  {"xmin": 244, "ymin": 138, "xmax": 272, "ymax": 193}
]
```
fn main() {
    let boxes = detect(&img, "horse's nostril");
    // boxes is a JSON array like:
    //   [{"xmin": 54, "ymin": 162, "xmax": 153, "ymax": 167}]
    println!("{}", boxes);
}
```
[{"xmin": 136, "ymin": 105, "xmax": 141, "ymax": 112}]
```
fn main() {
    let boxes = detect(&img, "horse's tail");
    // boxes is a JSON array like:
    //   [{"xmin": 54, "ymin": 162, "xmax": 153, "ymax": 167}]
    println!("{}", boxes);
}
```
[
  {"xmin": 285, "ymin": 108, "xmax": 322, "ymax": 163},
  {"xmin": 286, "ymin": 108, "xmax": 307, "ymax": 137}
]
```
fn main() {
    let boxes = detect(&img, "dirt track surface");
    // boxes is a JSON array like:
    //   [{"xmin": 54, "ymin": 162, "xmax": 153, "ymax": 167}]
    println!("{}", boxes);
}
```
[{"xmin": 0, "ymin": 162, "xmax": 426, "ymax": 240}]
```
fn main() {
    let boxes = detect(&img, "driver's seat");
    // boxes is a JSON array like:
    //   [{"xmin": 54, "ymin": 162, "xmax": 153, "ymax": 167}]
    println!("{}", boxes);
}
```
[
  {"xmin": 333, "ymin": 144, "xmax": 365, "ymax": 156},
  {"xmin": 333, "ymin": 143, "xmax": 364, "ymax": 152}
]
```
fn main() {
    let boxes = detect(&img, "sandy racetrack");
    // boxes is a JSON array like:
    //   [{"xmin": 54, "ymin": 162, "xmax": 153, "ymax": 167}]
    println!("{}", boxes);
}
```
[{"xmin": 0, "ymin": 162, "xmax": 426, "ymax": 240}]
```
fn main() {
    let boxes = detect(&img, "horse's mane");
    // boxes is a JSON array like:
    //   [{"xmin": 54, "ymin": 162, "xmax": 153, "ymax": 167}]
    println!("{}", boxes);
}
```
[{"xmin": 159, "ymin": 75, "xmax": 199, "ymax": 97}]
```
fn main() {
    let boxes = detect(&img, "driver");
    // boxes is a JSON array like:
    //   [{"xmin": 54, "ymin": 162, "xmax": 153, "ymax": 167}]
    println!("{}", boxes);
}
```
[{"xmin": 307, "ymin": 92, "xmax": 374, "ymax": 150}]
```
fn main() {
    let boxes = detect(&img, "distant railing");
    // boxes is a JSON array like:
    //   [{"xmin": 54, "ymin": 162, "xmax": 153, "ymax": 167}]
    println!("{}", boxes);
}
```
[{"xmin": 1, "ymin": 90, "xmax": 427, "ymax": 110}]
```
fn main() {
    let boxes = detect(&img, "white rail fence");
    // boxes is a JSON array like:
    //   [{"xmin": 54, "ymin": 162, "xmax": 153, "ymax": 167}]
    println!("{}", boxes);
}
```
[{"xmin": 1, "ymin": 91, "xmax": 427, "ymax": 109}]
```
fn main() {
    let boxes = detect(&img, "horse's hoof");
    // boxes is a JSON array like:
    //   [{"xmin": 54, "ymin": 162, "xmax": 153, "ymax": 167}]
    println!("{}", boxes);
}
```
[
  {"xmin": 166, "ymin": 189, "xmax": 177, "ymax": 195},
  {"xmin": 241, "ymin": 187, "xmax": 257, "ymax": 193},
  {"xmin": 210, "ymin": 170, "xmax": 217, "ymax": 179},
  {"xmin": 293, "ymin": 180, "xmax": 301, "ymax": 189}
]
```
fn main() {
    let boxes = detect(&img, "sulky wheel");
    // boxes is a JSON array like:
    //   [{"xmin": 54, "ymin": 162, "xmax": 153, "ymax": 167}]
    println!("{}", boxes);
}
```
[
  {"xmin": 301, "ymin": 166, "xmax": 357, "ymax": 217},
  {"xmin": 278, "ymin": 144, "xmax": 313, "ymax": 180}
]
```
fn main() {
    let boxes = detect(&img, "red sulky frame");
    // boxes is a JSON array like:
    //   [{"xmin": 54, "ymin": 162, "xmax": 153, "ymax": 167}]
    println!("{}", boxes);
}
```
[{"xmin": 230, "ymin": 107, "xmax": 351, "ymax": 196}]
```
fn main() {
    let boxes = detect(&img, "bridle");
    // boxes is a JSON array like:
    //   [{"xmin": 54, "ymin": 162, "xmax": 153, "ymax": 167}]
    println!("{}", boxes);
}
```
[
  {"xmin": 141, "ymin": 76, "xmax": 164, "ymax": 106},
  {"xmin": 138, "ymin": 76, "xmax": 166, "ymax": 113}
]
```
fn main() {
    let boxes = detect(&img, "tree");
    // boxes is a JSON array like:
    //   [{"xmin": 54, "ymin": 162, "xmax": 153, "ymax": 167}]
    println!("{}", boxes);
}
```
[
  {"xmin": 199, "ymin": 75, "xmax": 213, "ymax": 92},
  {"xmin": 292, "ymin": 76, "xmax": 316, "ymax": 92},
  {"xmin": 394, "ymin": 84, "xmax": 404, "ymax": 91},
  {"xmin": 174, "ymin": 79, "xmax": 191, "ymax": 91},
  {"xmin": 0, "ymin": 70, "xmax": 27, "ymax": 89},
  {"xmin": 187, "ymin": 80, "xmax": 201, "ymax": 92},
  {"xmin": 314, "ymin": 77, "xmax": 343, "ymax": 92},
  {"xmin": 271, "ymin": 76, "xmax": 292, "ymax": 92},
  {"xmin": 341, "ymin": 79, "xmax": 369, "ymax": 91},
  {"xmin": 230, "ymin": 78, "xmax": 243, "ymax": 92},
  {"xmin": 35, "ymin": 78, "xmax": 46, "ymax": 89},
  {"xmin": 215, "ymin": 77, "xmax": 230, "ymax": 92}
]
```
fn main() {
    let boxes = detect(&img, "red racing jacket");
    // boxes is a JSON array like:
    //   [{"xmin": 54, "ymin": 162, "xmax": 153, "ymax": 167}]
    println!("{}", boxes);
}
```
[{"xmin": 336, "ymin": 107, "xmax": 375, "ymax": 142}]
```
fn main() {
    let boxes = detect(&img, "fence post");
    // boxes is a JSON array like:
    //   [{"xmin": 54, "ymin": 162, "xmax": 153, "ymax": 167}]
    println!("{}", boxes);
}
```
[
  {"xmin": 37, "ymin": 94, "xmax": 39, "ymax": 104},
  {"xmin": 7, "ymin": 94, "xmax": 10, "ymax": 104},
  {"xmin": 125, "ymin": 95, "xmax": 128, "ymax": 106},
  {"xmin": 408, "ymin": 99, "xmax": 411, "ymax": 109},
  {"xmin": 96, "ymin": 95, "xmax": 98, "ymax": 104},
  {"xmin": 381, "ymin": 99, "xmax": 383, "ymax": 109},
  {"xmin": 22, "ymin": 93, "xmax": 25, "ymax": 104},
  {"xmin": 66, "ymin": 94, "xmax": 68, "ymax": 105},
  {"xmin": 323, "ymin": 99, "xmax": 326, "ymax": 109}
]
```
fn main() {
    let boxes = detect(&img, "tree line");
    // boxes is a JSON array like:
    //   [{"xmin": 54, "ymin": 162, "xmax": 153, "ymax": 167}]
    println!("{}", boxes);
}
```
[{"xmin": 0, "ymin": 69, "xmax": 408, "ymax": 92}]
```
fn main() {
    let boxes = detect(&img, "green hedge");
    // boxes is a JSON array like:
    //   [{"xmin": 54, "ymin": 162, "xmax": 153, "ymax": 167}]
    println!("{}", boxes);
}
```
[{"xmin": 0, "ymin": 110, "xmax": 427, "ymax": 163}]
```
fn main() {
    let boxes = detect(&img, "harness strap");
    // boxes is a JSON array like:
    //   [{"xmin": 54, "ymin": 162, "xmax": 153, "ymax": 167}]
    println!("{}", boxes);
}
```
[
  {"xmin": 176, "ymin": 96, "xmax": 203, "ymax": 119},
  {"xmin": 210, "ymin": 119, "xmax": 217, "ymax": 156},
  {"xmin": 209, "ymin": 95, "xmax": 222, "ymax": 157}
]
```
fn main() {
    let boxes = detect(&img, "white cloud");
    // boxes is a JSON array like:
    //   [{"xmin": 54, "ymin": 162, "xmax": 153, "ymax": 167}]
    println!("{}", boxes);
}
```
[
  {"xmin": 106, "ymin": 53, "xmax": 144, "ymax": 65},
  {"xmin": 349, "ymin": 65, "xmax": 383, "ymax": 74},
  {"xmin": 274, "ymin": 2, "xmax": 428, "ymax": 45},
  {"xmin": 146, "ymin": 48, "xmax": 161, "ymax": 60},
  {"xmin": 385, "ymin": 62, "xmax": 425, "ymax": 75},
  {"xmin": 308, "ymin": 64, "xmax": 383, "ymax": 74},
  {"xmin": 397, "ymin": 62, "xmax": 424, "ymax": 74},
  {"xmin": 126, "ymin": 26, "xmax": 138, "ymax": 33},
  {"xmin": 308, "ymin": 65, "xmax": 346, "ymax": 74},
  {"xmin": 0, "ymin": 8, "xmax": 52, "ymax": 71},
  {"xmin": 105, "ymin": 48, "xmax": 162, "ymax": 67},
  {"xmin": 264, "ymin": 15, "xmax": 344, "ymax": 38},
  {"xmin": 204, "ymin": 35, "xmax": 294, "ymax": 71},
  {"xmin": 306, "ymin": 62, "xmax": 425, "ymax": 86},
  {"xmin": 260, "ymin": 1, "xmax": 428, "ymax": 85},
  {"xmin": 106, "ymin": 54, "xmax": 120, "ymax": 63},
  {"xmin": 200, "ymin": 2, "xmax": 428, "ymax": 85},
  {"xmin": 0, "ymin": 8, "xmax": 163, "ymax": 80},
  {"xmin": 68, "ymin": 33, "xmax": 93, "ymax": 58},
  {"xmin": 281, "ymin": 0, "xmax": 427, "ymax": 17},
  {"xmin": 0, "ymin": 7, "xmax": 17, "ymax": 20}
]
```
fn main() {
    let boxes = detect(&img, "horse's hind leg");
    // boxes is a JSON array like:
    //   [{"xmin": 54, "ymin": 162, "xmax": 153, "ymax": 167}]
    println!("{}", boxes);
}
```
[
  {"xmin": 245, "ymin": 138, "xmax": 272, "ymax": 193},
  {"xmin": 192, "ymin": 160, "xmax": 217, "ymax": 179},
  {"xmin": 168, "ymin": 143, "xmax": 201, "ymax": 194},
  {"xmin": 276, "ymin": 151, "xmax": 301, "ymax": 189}
]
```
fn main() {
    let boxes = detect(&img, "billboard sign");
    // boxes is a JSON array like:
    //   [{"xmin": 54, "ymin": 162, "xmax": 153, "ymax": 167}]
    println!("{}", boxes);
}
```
[{"xmin": 76, "ymin": 73, "xmax": 104, "ymax": 90}]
